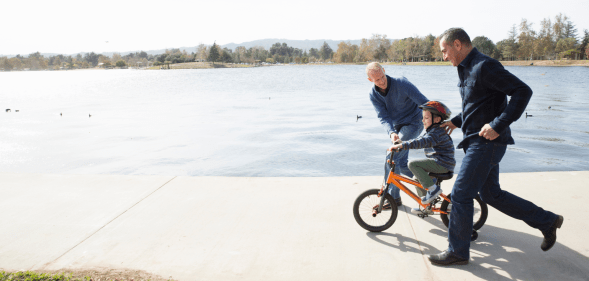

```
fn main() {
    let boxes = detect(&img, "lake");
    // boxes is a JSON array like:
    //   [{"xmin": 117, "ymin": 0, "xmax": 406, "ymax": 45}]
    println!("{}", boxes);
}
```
[{"xmin": 1, "ymin": 65, "xmax": 588, "ymax": 176}]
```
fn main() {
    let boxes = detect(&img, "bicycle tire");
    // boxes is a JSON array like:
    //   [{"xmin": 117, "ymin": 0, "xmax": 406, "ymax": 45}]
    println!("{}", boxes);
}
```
[
  {"xmin": 353, "ymin": 189, "xmax": 398, "ymax": 232},
  {"xmin": 440, "ymin": 194, "xmax": 488, "ymax": 230}
]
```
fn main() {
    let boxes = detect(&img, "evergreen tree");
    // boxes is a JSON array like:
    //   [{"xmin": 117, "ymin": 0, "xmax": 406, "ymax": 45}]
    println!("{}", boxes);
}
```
[
  {"xmin": 320, "ymin": 42, "xmax": 333, "ymax": 61},
  {"xmin": 308, "ymin": 48, "xmax": 319, "ymax": 59},
  {"xmin": 221, "ymin": 49, "xmax": 233, "ymax": 63},
  {"xmin": 563, "ymin": 20, "xmax": 578, "ymax": 40},
  {"xmin": 581, "ymin": 30, "xmax": 589, "ymax": 59},
  {"xmin": 208, "ymin": 42, "xmax": 220, "ymax": 64}
]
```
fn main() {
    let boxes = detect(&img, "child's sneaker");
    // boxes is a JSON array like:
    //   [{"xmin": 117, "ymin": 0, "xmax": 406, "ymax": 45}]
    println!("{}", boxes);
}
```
[
  {"xmin": 421, "ymin": 185, "xmax": 442, "ymax": 204},
  {"xmin": 411, "ymin": 207, "xmax": 434, "ymax": 215}
]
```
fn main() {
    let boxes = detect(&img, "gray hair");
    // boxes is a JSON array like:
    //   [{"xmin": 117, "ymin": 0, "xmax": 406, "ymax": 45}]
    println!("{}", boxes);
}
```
[
  {"xmin": 365, "ymin": 62, "xmax": 384, "ymax": 77},
  {"xmin": 440, "ymin": 28, "xmax": 472, "ymax": 47}
]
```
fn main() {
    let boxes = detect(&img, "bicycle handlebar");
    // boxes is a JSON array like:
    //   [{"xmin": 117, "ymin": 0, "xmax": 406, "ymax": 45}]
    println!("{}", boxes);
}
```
[
  {"xmin": 387, "ymin": 140, "xmax": 403, "ymax": 152},
  {"xmin": 387, "ymin": 140, "xmax": 403, "ymax": 163}
]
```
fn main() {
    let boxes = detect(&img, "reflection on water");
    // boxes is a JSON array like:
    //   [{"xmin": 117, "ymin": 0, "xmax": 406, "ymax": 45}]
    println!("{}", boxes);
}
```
[{"xmin": 1, "ymin": 65, "xmax": 588, "ymax": 176}]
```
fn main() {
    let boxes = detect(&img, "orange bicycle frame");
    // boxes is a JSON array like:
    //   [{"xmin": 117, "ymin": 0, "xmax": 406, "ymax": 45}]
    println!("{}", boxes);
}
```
[{"xmin": 384, "ymin": 170, "xmax": 451, "ymax": 214}]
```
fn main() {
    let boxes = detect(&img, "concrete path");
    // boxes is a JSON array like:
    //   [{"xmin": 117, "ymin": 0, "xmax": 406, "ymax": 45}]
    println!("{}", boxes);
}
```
[{"xmin": 1, "ymin": 171, "xmax": 588, "ymax": 280}]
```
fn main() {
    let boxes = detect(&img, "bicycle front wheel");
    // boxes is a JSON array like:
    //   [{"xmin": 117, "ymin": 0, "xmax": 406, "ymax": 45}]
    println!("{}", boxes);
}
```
[
  {"xmin": 353, "ymin": 189, "xmax": 398, "ymax": 232},
  {"xmin": 440, "ymin": 194, "xmax": 488, "ymax": 230}
]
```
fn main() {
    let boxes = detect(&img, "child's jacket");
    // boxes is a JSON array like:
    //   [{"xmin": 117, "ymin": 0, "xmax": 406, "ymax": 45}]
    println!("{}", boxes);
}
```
[{"xmin": 401, "ymin": 124, "xmax": 456, "ymax": 172}]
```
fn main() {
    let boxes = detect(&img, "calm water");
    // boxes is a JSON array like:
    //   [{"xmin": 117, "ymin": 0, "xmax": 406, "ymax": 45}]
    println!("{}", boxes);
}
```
[{"xmin": 1, "ymin": 65, "xmax": 588, "ymax": 176}]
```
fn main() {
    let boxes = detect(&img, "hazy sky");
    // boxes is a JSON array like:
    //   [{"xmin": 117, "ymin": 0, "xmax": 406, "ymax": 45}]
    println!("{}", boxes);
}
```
[{"xmin": 2, "ymin": 0, "xmax": 589, "ymax": 55}]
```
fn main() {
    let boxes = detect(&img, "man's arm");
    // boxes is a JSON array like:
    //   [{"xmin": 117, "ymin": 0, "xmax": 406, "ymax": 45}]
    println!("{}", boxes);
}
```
[
  {"xmin": 441, "ymin": 113, "xmax": 462, "ymax": 135},
  {"xmin": 400, "ymin": 77, "xmax": 429, "ymax": 105},
  {"xmin": 482, "ymin": 61, "xmax": 533, "ymax": 134},
  {"xmin": 450, "ymin": 113, "xmax": 462, "ymax": 128},
  {"xmin": 369, "ymin": 93, "xmax": 397, "ymax": 137}
]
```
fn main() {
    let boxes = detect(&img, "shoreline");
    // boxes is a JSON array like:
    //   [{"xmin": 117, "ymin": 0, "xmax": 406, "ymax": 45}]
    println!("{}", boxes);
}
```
[
  {"xmin": 2, "ymin": 59, "xmax": 587, "ymax": 72},
  {"xmin": 339, "ymin": 59, "xmax": 589, "ymax": 67},
  {"xmin": 151, "ymin": 59, "xmax": 589, "ymax": 69}
]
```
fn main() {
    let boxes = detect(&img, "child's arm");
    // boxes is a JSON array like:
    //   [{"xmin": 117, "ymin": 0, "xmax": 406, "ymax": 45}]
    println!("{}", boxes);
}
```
[
  {"xmin": 402, "ymin": 133, "xmax": 437, "ymax": 150},
  {"xmin": 389, "ymin": 143, "xmax": 403, "ymax": 151}
]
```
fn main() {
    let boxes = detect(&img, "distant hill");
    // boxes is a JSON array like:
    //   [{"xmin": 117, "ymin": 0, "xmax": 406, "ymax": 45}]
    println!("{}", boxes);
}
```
[
  {"xmin": 221, "ymin": 39, "xmax": 362, "ymax": 51},
  {"xmin": 0, "ymin": 39, "xmax": 363, "ymax": 58}
]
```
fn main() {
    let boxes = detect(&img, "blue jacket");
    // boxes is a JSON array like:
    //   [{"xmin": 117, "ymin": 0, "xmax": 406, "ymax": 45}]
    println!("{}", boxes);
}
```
[
  {"xmin": 401, "ymin": 124, "xmax": 455, "ymax": 171},
  {"xmin": 450, "ymin": 48, "xmax": 532, "ymax": 148},
  {"xmin": 369, "ymin": 76, "xmax": 429, "ymax": 136}
]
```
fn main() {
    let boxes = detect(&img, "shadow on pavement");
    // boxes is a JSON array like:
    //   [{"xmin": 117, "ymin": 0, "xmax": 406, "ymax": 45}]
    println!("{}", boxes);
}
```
[
  {"xmin": 365, "ymin": 207, "xmax": 589, "ymax": 280},
  {"xmin": 366, "ymin": 232, "xmax": 440, "ymax": 256}
]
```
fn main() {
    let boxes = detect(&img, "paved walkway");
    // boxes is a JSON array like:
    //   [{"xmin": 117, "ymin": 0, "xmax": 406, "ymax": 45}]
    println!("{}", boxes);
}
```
[{"xmin": 1, "ymin": 171, "xmax": 588, "ymax": 280}]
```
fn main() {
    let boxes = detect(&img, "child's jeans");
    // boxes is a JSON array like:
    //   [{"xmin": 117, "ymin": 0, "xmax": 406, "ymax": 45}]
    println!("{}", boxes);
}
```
[{"xmin": 408, "ymin": 158, "xmax": 450, "ymax": 197}]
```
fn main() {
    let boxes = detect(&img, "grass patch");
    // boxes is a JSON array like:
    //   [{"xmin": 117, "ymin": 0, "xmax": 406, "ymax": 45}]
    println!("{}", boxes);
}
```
[
  {"xmin": 0, "ymin": 269, "xmax": 176, "ymax": 281},
  {"xmin": 0, "ymin": 271, "xmax": 88, "ymax": 281}
]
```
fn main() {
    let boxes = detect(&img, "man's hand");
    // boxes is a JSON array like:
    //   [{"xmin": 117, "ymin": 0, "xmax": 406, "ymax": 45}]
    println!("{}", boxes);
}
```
[
  {"xmin": 479, "ymin": 124, "xmax": 500, "ymax": 140},
  {"xmin": 390, "ymin": 133, "xmax": 400, "ymax": 143},
  {"xmin": 440, "ymin": 121, "xmax": 457, "ymax": 135}
]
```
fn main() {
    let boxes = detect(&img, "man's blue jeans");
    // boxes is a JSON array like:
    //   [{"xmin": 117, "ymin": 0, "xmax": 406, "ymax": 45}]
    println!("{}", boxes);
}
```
[
  {"xmin": 447, "ymin": 141, "xmax": 558, "ymax": 259},
  {"xmin": 384, "ymin": 122, "xmax": 424, "ymax": 199}
]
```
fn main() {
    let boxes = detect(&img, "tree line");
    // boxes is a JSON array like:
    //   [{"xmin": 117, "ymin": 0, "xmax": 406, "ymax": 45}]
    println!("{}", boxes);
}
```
[
  {"xmin": 332, "ymin": 13, "xmax": 588, "ymax": 63},
  {"xmin": 1, "ymin": 13, "xmax": 587, "ymax": 71},
  {"xmin": 194, "ymin": 41, "xmax": 334, "ymax": 65},
  {"xmin": 0, "ymin": 51, "xmax": 151, "ymax": 71}
]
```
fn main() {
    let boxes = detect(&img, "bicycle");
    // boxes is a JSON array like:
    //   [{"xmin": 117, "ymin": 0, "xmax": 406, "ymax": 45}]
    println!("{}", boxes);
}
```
[{"xmin": 353, "ymin": 148, "xmax": 488, "ymax": 241}]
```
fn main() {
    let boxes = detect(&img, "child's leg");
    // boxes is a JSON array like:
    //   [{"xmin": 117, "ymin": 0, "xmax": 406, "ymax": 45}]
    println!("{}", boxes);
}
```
[
  {"xmin": 408, "ymin": 159, "xmax": 449, "ymax": 195},
  {"xmin": 408, "ymin": 159, "xmax": 435, "ymax": 197}
]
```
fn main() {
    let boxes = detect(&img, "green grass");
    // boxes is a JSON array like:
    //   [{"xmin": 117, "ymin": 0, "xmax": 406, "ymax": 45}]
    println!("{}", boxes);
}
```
[
  {"xmin": 0, "ymin": 271, "xmax": 87, "ymax": 281},
  {"xmin": 0, "ymin": 270, "xmax": 175, "ymax": 281}
]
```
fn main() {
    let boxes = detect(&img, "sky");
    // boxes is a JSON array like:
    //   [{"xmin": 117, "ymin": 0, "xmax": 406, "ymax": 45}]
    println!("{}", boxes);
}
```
[{"xmin": 2, "ymin": 0, "xmax": 589, "ymax": 56}]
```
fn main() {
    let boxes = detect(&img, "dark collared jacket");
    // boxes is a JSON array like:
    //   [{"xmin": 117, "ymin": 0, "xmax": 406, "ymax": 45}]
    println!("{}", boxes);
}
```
[{"xmin": 450, "ymin": 48, "xmax": 532, "ymax": 148}]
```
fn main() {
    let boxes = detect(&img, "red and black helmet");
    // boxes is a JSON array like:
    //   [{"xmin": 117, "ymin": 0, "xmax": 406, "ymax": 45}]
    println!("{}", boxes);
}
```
[{"xmin": 419, "ymin": 101, "xmax": 452, "ymax": 121}]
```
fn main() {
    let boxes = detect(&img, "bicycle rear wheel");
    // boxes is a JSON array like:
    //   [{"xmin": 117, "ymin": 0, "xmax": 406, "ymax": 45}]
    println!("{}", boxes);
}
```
[
  {"xmin": 440, "ymin": 194, "xmax": 488, "ymax": 230},
  {"xmin": 353, "ymin": 189, "xmax": 398, "ymax": 232}
]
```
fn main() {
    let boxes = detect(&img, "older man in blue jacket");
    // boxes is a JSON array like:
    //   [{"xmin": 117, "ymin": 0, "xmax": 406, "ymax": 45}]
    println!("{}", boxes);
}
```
[
  {"xmin": 367, "ymin": 62, "xmax": 429, "ymax": 205},
  {"xmin": 429, "ymin": 28, "xmax": 564, "ymax": 266}
]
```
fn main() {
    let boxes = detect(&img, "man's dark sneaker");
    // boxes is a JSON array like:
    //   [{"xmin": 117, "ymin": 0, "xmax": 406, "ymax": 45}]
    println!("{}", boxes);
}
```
[
  {"xmin": 541, "ymin": 215, "xmax": 564, "ymax": 251},
  {"xmin": 428, "ymin": 250, "xmax": 468, "ymax": 266}
]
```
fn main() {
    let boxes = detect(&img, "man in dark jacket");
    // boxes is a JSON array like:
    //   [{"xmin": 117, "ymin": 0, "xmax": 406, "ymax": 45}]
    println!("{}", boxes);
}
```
[{"xmin": 429, "ymin": 28, "xmax": 564, "ymax": 266}]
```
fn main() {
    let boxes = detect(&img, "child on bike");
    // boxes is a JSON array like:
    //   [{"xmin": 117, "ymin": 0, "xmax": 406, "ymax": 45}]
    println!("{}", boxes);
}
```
[{"xmin": 389, "ymin": 101, "xmax": 455, "ymax": 215}]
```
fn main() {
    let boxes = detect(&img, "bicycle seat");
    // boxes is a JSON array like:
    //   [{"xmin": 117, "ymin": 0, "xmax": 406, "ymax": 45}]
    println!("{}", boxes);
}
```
[{"xmin": 428, "ymin": 172, "xmax": 454, "ymax": 180}]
